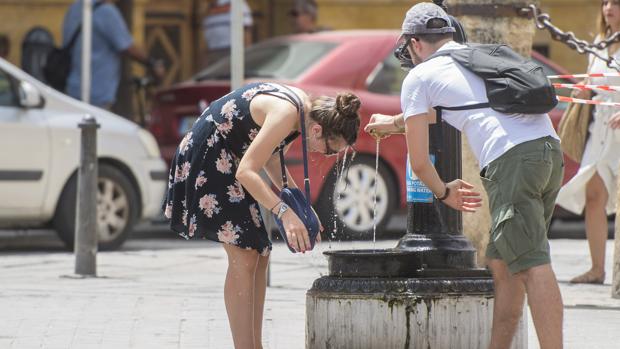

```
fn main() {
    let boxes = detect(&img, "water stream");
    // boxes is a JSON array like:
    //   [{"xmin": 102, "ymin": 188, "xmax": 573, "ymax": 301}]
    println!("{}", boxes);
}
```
[
  {"xmin": 372, "ymin": 138, "xmax": 380, "ymax": 250},
  {"xmin": 332, "ymin": 151, "xmax": 349, "ymax": 241}
]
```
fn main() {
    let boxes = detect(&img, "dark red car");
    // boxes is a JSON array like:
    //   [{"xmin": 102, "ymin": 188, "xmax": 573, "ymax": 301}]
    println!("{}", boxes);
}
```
[{"xmin": 148, "ymin": 30, "xmax": 578, "ymax": 238}]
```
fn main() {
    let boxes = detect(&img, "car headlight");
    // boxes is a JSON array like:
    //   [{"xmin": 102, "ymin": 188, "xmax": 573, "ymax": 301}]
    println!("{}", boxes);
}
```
[{"xmin": 137, "ymin": 128, "xmax": 162, "ymax": 159}]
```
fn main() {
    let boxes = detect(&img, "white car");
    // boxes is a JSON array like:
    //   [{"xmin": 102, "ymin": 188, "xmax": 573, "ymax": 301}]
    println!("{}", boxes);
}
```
[{"xmin": 0, "ymin": 58, "xmax": 167, "ymax": 250}]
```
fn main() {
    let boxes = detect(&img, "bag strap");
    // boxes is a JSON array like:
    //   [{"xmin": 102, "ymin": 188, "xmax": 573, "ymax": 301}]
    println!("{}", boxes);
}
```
[
  {"xmin": 63, "ymin": 1, "xmax": 105, "ymax": 50},
  {"xmin": 273, "ymin": 85, "xmax": 311, "ymax": 200},
  {"xmin": 428, "ymin": 46, "xmax": 491, "ymax": 112},
  {"xmin": 425, "ymin": 48, "xmax": 458, "ymax": 62}
]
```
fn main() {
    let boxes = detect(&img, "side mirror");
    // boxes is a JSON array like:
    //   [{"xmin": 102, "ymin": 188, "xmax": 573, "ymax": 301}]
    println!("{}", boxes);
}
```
[{"xmin": 18, "ymin": 80, "xmax": 44, "ymax": 108}]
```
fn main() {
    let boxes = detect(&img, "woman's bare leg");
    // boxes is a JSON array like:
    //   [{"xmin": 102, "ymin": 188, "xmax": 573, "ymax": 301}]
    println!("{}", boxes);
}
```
[
  {"xmin": 253, "ymin": 254, "xmax": 270, "ymax": 349},
  {"xmin": 571, "ymin": 172, "xmax": 608, "ymax": 283},
  {"xmin": 223, "ymin": 244, "xmax": 259, "ymax": 348}
]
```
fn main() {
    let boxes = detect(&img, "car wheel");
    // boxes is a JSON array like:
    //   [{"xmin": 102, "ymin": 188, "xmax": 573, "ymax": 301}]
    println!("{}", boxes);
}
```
[
  {"xmin": 317, "ymin": 155, "xmax": 398, "ymax": 240},
  {"xmin": 53, "ymin": 164, "xmax": 139, "ymax": 251}
]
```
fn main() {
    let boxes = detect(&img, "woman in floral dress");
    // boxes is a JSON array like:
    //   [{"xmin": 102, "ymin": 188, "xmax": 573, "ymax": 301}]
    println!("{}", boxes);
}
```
[{"xmin": 163, "ymin": 82, "xmax": 361, "ymax": 348}]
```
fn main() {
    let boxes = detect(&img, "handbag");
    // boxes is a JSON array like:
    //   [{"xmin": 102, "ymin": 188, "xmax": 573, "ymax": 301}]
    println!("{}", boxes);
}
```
[
  {"xmin": 558, "ymin": 58, "xmax": 596, "ymax": 163},
  {"xmin": 558, "ymin": 100, "xmax": 593, "ymax": 162},
  {"xmin": 272, "ymin": 86, "xmax": 320, "ymax": 253}
]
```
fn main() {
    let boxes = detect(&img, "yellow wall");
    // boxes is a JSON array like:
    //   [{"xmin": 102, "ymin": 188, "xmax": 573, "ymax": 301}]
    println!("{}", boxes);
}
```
[
  {"xmin": 317, "ymin": 0, "xmax": 414, "ymax": 30},
  {"xmin": 533, "ymin": 0, "xmax": 599, "ymax": 74},
  {"xmin": 0, "ymin": 0, "xmax": 603, "ymax": 78},
  {"xmin": 0, "ymin": 0, "xmax": 73, "ymax": 66},
  {"xmin": 0, "ymin": 0, "xmax": 148, "ymax": 69},
  {"xmin": 313, "ymin": 0, "xmax": 599, "ymax": 74}
]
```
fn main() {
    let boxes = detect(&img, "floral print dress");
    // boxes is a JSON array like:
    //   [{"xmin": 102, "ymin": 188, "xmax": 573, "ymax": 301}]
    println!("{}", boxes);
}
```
[{"xmin": 163, "ymin": 82, "xmax": 300, "ymax": 256}]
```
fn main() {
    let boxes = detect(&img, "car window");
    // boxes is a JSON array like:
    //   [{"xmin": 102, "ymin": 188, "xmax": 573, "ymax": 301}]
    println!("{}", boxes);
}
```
[
  {"xmin": 0, "ymin": 70, "xmax": 17, "ymax": 107},
  {"xmin": 366, "ymin": 53, "xmax": 408, "ymax": 96},
  {"xmin": 194, "ymin": 41, "xmax": 337, "ymax": 81}
]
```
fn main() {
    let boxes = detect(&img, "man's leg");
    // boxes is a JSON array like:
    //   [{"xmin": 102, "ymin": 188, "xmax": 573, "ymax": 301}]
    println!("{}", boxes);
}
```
[
  {"xmin": 519, "ymin": 264, "xmax": 563, "ymax": 349},
  {"xmin": 487, "ymin": 258, "xmax": 526, "ymax": 349}
]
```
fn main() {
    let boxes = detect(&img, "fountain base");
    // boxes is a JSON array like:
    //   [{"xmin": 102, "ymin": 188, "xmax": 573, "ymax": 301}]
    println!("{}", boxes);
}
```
[
  {"xmin": 306, "ymin": 247, "xmax": 527, "ymax": 349},
  {"xmin": 306, "ymin": 276, "xmax": 527, "ymax": 349}
]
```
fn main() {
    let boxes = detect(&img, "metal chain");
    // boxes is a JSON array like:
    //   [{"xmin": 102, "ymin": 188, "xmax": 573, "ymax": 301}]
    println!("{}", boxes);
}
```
[{"xmin": 525, "ymin": 4, "xmax": 620, "ymax": 72}]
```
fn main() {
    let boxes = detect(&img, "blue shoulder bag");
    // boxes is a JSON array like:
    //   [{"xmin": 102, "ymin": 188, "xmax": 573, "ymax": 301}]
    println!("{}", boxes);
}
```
[{"xmin": 272, "ymin": 87, "xmax": 321, "ymax": 253}]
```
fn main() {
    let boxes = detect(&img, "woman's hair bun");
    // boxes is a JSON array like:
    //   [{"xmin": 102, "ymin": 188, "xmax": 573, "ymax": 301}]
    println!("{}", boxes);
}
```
[{"xmin": 335, "ymin": 92, "xmax": 361, "ymax": 118}]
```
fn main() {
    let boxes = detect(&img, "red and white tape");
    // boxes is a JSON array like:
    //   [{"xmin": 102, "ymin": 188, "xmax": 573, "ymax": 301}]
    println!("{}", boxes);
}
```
[
  {"xmin": 557, "ymin": 95, "xmax": 620, "ymax": 107},
  {"xmin": 548, "ymin": 72, "xmax": 620, "ymax": 79},
  {"xmin": 553, "ymin": 83, "xmax": 620, "ymax": 92}
]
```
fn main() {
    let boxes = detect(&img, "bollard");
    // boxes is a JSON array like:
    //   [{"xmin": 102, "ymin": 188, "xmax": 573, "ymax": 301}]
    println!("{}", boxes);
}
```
[{"xmin": 75, "ymin": 115, "xmax": 100, "ymax": 276}]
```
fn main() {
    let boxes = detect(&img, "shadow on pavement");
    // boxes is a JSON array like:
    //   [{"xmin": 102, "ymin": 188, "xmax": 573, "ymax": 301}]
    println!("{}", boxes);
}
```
[{"xmin": 0, "ymin": 215, "xmax": 614, "ymax": 253}]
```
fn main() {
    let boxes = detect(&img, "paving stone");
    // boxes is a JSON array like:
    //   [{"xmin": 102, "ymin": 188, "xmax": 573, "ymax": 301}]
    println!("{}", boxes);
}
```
[{"xmin": 1, "ymin": 238, "xmax": 619, "ymax": 348}]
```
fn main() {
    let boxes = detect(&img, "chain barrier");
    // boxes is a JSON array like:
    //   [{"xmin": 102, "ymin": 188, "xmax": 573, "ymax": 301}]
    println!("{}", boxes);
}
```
[{"xmin": 525, "ymin": 4, "xmax": 620, "ymax": 72}]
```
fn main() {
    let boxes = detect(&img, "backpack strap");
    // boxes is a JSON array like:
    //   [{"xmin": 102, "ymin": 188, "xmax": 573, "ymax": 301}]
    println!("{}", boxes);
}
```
[
  {"xmin": 64, "ymin": 1, "xmax": 105, "ymax": 50},
  {"xmin": 439, "ymin": 103, "xmax": 491, "ymax": 111},
  {"xmin": 425, "ymin": 48, "xmax": 457, "ymax": 62},
  {"xmin": 426, "ymin": 46, "xmax": 491, "ymax": 113}
]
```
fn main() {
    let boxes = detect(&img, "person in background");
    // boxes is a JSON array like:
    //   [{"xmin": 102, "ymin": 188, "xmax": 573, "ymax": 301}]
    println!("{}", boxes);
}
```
[
  {"xmin": 0, "ymin": 34, "xmax": 9, "ymax": 59},
  {"xmin": 62, "ymin": 0, "xmax": 164, "ymax": 110},
  {"xmin": 556, "ymin": 0, "xmax": 620, "ymax": 284},
  {"xmin": 289, "ymin": 0, "xmax": 329, "ymax": 34},
  {"xmin": 202, "ymin": 0, "xmax": 253, "ymax": 67}
]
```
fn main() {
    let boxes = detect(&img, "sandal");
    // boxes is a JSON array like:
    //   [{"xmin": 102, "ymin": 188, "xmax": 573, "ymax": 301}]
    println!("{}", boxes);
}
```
[{"xmin": 569, "ymin": 271, "xmax": 605, "ymax": 284}]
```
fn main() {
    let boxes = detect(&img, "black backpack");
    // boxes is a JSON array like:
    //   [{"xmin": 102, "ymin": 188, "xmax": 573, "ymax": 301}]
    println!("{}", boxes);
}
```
[
  {"xmin": 43, "ymin": 2, "xmax": 103, "ymax": 92},
  {"xmin": 428, "ymin": 43, "xmax": 558, "ymax": 115}
]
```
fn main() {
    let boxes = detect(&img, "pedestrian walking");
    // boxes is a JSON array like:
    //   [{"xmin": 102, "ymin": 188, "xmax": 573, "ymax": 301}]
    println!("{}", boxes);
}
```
[
  {"xmin": 162, "ymin": 82, "xmax": 360, "ymax": 349},
  {"xmin": 62, "ymin": 0, "xmax": 164, "ymax": 109},
  {"xmin": 556, "ymin": 0, "xmax": 620, "ymax": 285},
  {"xmin": 365, "ymin": 3, "xmax": 564, "ymax": 348}
]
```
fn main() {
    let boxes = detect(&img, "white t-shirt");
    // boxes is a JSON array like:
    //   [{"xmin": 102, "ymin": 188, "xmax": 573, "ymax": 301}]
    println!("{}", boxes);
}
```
[
  {"xmin": 401, "ymin": 41, "xmax": 559, "ymax": 169},
  {"xmin": 202, "ymin": 0, "xmax": 253, "ymax": 50}
]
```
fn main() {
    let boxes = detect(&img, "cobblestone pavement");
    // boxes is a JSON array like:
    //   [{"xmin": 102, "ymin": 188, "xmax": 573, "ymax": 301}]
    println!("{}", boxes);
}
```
[{"xmin": 0, "ymin": 228, "xmax": 619, "ymax": 349}]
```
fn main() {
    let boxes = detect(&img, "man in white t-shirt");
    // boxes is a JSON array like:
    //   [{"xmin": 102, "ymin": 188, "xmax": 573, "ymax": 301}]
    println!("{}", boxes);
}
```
[{"xmin": 365, "ymin": 3, "xmax": 564, "ymax": 348}]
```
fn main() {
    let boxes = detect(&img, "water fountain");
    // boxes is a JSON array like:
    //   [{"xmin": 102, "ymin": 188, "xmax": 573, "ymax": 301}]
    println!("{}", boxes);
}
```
[{"xmin": 305, "ymin": 10, "xmax": 527, "ymax": 348}]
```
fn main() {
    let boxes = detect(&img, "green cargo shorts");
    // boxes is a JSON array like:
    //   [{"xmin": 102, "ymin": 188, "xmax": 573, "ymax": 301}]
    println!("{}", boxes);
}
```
[{"xmin": 482, "ymin": 136, "xmax": 564, "ymax": 274}]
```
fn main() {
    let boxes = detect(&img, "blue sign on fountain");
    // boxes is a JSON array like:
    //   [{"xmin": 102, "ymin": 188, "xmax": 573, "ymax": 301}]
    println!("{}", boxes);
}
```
[{"xmin": 406, "ymin": 154, "xmax": 435, "ymax": 203}]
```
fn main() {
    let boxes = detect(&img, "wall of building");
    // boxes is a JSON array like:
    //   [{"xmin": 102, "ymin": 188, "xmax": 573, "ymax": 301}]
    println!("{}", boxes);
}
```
[
  {"xmin": 0, "ymin": 0, "xmax": 604, "ymax": 84},
  {"xmin": 313, "ymin": 0, "xmax": 599, "ymax": 74},
  {"xmin": 532, "ymin": 0, "xmax": 599, "ymax": 74},
  {"xmin": 0, "ymin": 0, "xmax": 74, "ymax": 66}
]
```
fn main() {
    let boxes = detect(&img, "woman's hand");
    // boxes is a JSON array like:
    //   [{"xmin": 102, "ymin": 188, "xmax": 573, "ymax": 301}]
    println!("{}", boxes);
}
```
[
  {"xmin": 610, "ymin": 111, "xmax": 620, "ymax": 129},
  {"xmin": 281, "ymin": 209, "xmax": 311, "ymax": 253},
  {"xmin": 440, "ymin": 179, "xmax": 483, "ymax": 212},
  {"xmin": 364, "ymin": 114, "xmax": 403, "ymax": 139}
]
